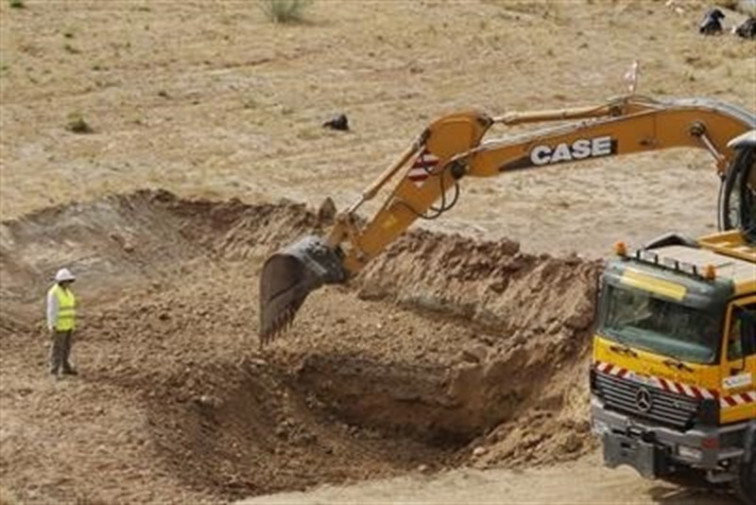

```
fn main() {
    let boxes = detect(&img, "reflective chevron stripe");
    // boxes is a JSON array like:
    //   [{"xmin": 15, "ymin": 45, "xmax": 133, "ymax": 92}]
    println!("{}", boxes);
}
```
[
  {"xmin": 720, "ymin": 391, "xmax": 756, "ymax": 408},
  {"xmin": 594, "ymin": 361, "xmax": 718, "ymax": 400}
]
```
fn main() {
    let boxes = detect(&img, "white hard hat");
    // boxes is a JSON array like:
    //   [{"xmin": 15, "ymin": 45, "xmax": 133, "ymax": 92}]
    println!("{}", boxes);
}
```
[{"xmin": 55, "ymin": 268, "xmax": 76, "ymax": 282}]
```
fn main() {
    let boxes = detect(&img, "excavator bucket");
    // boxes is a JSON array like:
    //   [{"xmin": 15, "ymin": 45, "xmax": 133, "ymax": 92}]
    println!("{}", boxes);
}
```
[{"xmin": 259, "ymin": 235, "xmax": 347, "ymax": 345}]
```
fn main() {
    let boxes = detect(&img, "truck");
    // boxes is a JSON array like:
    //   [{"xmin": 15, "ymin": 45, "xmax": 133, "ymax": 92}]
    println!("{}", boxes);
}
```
[
  {"xmin": 591, "ymin": 130, "xmax": 755, "ymax": 503},
  {"xmin": 258, "ymin": 94, "xmax": 756, "ymax": 503}
]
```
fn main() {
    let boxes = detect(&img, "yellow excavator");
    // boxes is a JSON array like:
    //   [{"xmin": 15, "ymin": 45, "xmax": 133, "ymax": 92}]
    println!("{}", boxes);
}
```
[
  {"xmin": 260, "ymin": 94, "xmax": 754, "ymax": 340},
  {"xmin": 260, "ymin": 94, "xmax": 756, "ymax": 503}
]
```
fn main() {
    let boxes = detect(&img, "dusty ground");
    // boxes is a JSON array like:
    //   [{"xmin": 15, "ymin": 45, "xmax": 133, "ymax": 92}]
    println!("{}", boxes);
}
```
[
  {"xmin": 1, "ymin": 0, "xmax": 755, "ymax": 255},
  {"xmin": 0, "ymin": 0, "xmax": 754, "ymax": 504},
  {"xmin": 242, "ymin": 453, "xmax": 735, "ymax": 505},
  {"xmin": 0, "ymin": 191, "xmax": 604, "ymax": 503}
]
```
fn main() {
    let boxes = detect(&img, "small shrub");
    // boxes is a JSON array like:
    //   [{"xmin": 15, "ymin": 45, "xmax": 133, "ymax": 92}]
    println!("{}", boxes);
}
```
[
  {"xmin": 66, "ymin": 113, "xmax": 93, "ymax": 134},
  {"xmin": 259, "ymin": 0, "xmax": 312, "ymax": 23},
  {"xmin": 8, "ymin": 0, "xmax": 25, "ymax": 9},
  {"xmin": 714, "ymin": 0, "xmax": 738, "ymax": 9}
]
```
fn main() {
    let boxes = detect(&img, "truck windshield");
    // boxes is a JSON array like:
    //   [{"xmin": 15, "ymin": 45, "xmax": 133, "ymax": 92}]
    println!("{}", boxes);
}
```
[{"xmin": 599, "ymin": 285, "xmax": 721, "ymax": 364}]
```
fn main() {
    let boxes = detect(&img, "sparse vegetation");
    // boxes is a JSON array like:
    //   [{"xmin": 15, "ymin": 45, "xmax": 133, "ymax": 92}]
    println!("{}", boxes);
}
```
[
  {"xmin": 714, "ymin": 0, "xmax": 738, "ymax": 9},
  {"xmin": 66, "ymin": 113, "xmax": 93, "ymax": 134},
  {"xmin": 259, "ymin": 0, "xmax": 312, "ymax": 24},
  {"xmin": 8, "ymin": 0, "xmax": 25, "ymax": 9}
]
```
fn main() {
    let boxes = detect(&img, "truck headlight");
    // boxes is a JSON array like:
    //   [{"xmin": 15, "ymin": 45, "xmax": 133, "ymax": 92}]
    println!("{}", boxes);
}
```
[{"xmin": 677, "ymin": 445, "xmax": 703, "ymax": 461}]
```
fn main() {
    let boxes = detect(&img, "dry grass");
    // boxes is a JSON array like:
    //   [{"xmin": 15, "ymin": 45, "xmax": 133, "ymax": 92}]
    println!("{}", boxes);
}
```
[
  {"xmin": 65, "ymin": 112, "xmax": 93, "ymax": 134},
  {"xmin": 259, "ymin": 0, "xmax": 313, "ymax": 23}
]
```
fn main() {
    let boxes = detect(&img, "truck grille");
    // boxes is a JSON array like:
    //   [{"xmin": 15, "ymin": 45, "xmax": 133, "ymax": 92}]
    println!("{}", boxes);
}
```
[{"xmin": 594, "ymin": 371, "xmax": 700, "ymax": 429}]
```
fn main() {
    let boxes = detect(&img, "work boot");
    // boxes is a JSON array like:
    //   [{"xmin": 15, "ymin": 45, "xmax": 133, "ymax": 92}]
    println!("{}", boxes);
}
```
[{"xmin": 61, "ymin": 367, "xmax": 78, "ymax": 376}]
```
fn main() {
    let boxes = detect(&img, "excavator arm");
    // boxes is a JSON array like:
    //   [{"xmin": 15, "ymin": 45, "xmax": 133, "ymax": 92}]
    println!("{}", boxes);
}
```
[{"xmin": 260, "ymin": 95, "xmax": 756, "ymax": 343}]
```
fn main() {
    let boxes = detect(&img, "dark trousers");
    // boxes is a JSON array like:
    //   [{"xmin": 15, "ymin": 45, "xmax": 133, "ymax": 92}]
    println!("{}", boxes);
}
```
[{"xmin": 50, "ymin": 330, "xmax": 74, "ymax": 374}]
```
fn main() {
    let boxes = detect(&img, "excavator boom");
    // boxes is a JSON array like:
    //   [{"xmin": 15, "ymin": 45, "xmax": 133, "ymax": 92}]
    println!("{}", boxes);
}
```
[{"xmin": 259, "ymin": 95, "xmax": 756, "ymax": 343}]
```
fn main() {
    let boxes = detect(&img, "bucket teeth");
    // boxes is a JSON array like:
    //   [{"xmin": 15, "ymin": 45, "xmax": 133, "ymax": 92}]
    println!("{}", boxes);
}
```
[
  {"xmin": 261, "ymin": 306, "xmax": 296, "ymax": 344},
  {"xmin": 259, "ymin": 235, "xmax": 346, "ymax": 345}
]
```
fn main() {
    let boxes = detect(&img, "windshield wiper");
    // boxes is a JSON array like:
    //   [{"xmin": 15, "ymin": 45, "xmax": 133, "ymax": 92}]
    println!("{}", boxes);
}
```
[{"xmin": 662, "ymin": 357, "xmax": 695, "ymax": 373}]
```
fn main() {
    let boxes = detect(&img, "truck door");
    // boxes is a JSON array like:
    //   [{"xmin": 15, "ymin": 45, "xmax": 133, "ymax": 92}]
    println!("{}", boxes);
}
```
[{"xmin": 722, "ymin": 300, "xmax": 756, "ymax": 423}]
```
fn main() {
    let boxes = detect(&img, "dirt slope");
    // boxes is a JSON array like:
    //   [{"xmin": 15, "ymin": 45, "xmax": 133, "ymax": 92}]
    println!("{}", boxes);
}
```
[{"xmin": 1, "ymin": 190, "xmax": 602, "ymax": 503}]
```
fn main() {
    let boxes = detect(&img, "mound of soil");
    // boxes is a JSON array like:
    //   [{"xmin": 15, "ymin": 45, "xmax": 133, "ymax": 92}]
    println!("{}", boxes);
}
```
[{"xmin": 0, "ymin": 190, "xmax": 602, "ymax": 504}]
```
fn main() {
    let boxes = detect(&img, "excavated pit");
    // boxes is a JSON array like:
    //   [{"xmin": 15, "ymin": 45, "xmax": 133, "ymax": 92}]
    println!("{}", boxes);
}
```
[{"xmin": 0, "ymin": 190, "xmax": 603, "ymax": 502}]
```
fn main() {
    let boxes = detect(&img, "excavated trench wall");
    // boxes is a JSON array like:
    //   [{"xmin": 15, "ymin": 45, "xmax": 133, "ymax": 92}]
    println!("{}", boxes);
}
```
[{"xmin": 0, "ymin": 190, "xmax": 603, "ymax": 500}]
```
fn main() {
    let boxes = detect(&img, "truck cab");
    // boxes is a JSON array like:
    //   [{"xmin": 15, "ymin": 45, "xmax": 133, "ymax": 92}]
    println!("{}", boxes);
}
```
[{"xmin": 591, "ymin": 129, "xmax": 756, "ymax": 504}]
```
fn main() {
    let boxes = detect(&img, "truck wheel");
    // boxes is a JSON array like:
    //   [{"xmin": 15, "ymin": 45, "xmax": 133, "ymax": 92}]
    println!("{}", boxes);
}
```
[{"xmin": 734, "ymin": 454, "xmax": 756, "ymax": 505}]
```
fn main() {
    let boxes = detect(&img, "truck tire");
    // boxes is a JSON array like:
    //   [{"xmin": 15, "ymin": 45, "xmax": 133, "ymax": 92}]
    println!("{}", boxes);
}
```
[
  {"xmin": 718, "ymin": 144, "xmax": 755, "ymax": 238},
  {"xmin": 734, "ymin": 454, "xmax": 756, "ymax": 505}
]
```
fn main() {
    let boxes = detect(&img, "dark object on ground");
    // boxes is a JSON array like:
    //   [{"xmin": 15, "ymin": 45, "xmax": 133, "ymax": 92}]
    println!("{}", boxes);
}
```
[
  {"xmin": 735, "ymin": 16, "xmax": 756, "ymax": 39},
  {"xmin": 323, "ymin": 114, "xmax": 349, "ymax": 131},
  {"xmin": 66, "ymin": 114, "xmax": 94, "ymax": 134},
  {"xmin": 699, "ymin": 8, "xmax": 725, "ymax": 34}
]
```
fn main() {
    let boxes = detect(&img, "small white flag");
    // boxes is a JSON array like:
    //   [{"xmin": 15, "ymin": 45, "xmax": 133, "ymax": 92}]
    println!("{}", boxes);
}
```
[{"xmin": 624, "ymin": 60, "xmax": 640, "ymax": 94}]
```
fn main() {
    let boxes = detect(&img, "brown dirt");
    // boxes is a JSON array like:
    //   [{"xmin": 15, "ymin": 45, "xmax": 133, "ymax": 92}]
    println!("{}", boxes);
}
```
[
  {"xmin": 1, "ymin": 190, "xmax": 601, "ymax": 503},
  {"xmin": 1, "ymin": 1, "xmax": 752, "ymax": 503},
  {"xmin": 241, "ymin": 453, "xmax": 737, "ymax": 505},
  {"xmin": 1, "ymin": 1, "xmax": 754, "ymax": 257}
]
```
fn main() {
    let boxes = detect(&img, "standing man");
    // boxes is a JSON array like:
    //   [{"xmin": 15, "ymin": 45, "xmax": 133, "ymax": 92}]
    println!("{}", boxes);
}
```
[{"xmin": 47, "ymin": 268, "xmax": 78, "ymax": 377}]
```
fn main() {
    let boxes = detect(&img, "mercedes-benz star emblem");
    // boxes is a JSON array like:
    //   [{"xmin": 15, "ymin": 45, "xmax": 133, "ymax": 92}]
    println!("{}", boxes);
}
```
[{"xmin": 635, "ymin": 387, "xmax": 653, "ymax": 412}]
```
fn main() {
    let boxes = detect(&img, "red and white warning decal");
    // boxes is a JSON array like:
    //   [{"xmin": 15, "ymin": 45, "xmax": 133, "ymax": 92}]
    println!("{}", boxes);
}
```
[
  {"xmin": 595, "ymin": 361, "xmax": 717, "ymax": 399},
  {"xmin": 595, "ymin": 361, "xmax": 756, "ymax": 409},
  {"xmin": 407, "ymin": 149, "xmax": 440, "ymax": 188},
  {"xmin": 720, "ymin": 391, "xmax": 756, "ymax": 408}
]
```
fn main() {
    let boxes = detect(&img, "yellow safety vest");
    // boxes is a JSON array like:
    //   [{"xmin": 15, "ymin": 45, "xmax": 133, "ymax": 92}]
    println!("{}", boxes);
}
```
[{"xmin": 50, "ymin": 284, "xmax": 76, "ymax": 331}]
